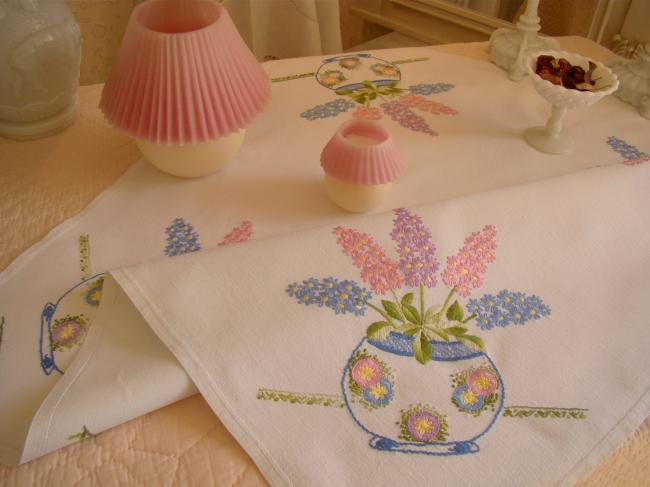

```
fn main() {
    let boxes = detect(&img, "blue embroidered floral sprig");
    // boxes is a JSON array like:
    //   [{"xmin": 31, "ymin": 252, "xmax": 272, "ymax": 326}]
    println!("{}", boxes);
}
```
[
  {"xmin": 286, "ymin": 277, "xmax": 372, "ymax": 316},
  {"xmin": 467, "ymin": 290, "xmax": 551, "ymax": 330}
]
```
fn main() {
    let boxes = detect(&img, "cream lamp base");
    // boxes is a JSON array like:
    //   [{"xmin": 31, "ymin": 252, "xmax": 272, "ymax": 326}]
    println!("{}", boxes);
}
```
[
  {"xmin": 136, "ymin": 129, "xmax": 246, "ymax": 178},
  {"xmin": 324, "ymin": 174, "xmax": 392, "ymax": 213}
]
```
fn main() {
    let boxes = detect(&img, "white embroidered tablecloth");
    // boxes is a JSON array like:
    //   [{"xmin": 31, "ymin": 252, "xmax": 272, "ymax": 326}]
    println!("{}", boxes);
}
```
[{"xmin": 1, "ymin": 46, "xmax": 649, "ymax": 471}]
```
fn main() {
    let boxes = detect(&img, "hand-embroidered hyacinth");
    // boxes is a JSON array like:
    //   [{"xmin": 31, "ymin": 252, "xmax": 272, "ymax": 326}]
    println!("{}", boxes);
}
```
[
  {"xmin": 398, "ymin": 94, "xmax": 458, "ymax": 115},
  {"xmin": 467, "ymin": 290, "xmax": 551, "ymax": 330},
  {"xmin": 164, "ymin": 218, "xmax": 201, "ymax": 257},
  {"xmin": 451, "ymin": 364, "xmax": 500, "ymax": 417},
  {"xmin": 300, "ymin": 99, "xmax": 355, "ymax": 120},
  {"xmin": 333, "ymin": 227, "xmax": 404, "ymax": 295},
  {"xmin": 286, "ymin": 277, "xmax": 372, "ymax": 316},
  {"xmin": 442, "ymin": 225, "xmax": 497, "ymax": 297},
  {"xmin": 219, "ymin": 220, "xmax": 254, "ymax": 246},
  {"xmin": 353, "ymin": 106, "xmax": 382, "ymax": 120},
  {"xmin": 380, "ymin": 100, "xmax": 438, "ymax": 137},
  {"xmin": 390, "ymin": 208, "xmax": 440, "ymax": 288},
  {"xmin": 606, "ymin": 136, "xmax": 650, "ymax": 166},
  {"xmin": 348, "ymin": 350, "xmax": 395, "ymax": 410},
  {"xmin": 84, "ymin": 277, "xmax": 104, "ymax": 307},
  {"xmin": 409, "ymin": 83, "xmax": 454, "ymax": 96},
  {"xmin": 51, "ymin": 314, "xmax": 89, "ymax": 351},
  {"xmin": 398, "ymin": 404, "xmax": 449, "ymax": 442}
]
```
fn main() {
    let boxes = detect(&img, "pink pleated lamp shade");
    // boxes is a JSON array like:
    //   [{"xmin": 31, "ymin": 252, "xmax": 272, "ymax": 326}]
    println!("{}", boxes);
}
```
[
  {"xmin": 100, "ymin": 0, "xmax": 270, "ymax": 146},
  {"xmin": 321, "ymin": 120, "xmax": 406, "ymax": 185}
]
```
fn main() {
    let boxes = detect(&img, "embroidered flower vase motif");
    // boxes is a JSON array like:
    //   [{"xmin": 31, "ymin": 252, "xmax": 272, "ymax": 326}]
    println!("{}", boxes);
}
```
[{"xmin": 342, "ymin": 332, "xmax": 504, "ymax": 456}]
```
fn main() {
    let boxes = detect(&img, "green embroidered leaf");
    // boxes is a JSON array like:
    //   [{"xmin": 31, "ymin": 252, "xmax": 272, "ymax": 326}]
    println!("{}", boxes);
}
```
[
  {"xmin": 381, "ymin": 300, "xmax": 403, "ymax": 321},
  {"xmin": 426, "ymin": 327, "xmax": 450, "ymax": 341},
  {"xmin": 367, "ymin": 321, "xmax": 392, "ymax": 341},
  {"xmin": 369, "ymin": 92, "xmax": 377, "ymax": 100},
  {"xmin": 388, "ymin": 81, "xmax": 399, "ymax": 87},
  {"xmin": 444, "ymin": 326, "xmax": 468, "ymax": 336},
  {"xmin": 459, "ymin": 334, "xmax": 485, "ymax": 350},
  {"xmin": 402, "ymin": 326, "xmax": 420, "ymax": 336},
  {"xmin": 413, "ymin": 331, "xmax": 432, "ymax": 364},
  {"xmin": 335, "ymin": 89, "xmax": 353, "ymax": 95},
  {"xmin": 402, "ymin": 304, "xmax": 421, "ymax": 325},
  {"xmin": 401, "ymin": 293, "xmax": 414, "ymax": 306},
  {"xmin": 446, "ymin": 300, "xmax": 464, "ymax": 321},
  {"xmin": 362, "ymin": 80, "xmax": 376, "ymax": 90},
  {"xmin": 424, "ymin": 305, "xmax": 441, "ymax": 324}
]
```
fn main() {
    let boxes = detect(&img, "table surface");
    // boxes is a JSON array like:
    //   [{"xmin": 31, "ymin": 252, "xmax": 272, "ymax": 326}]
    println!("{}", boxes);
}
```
[{"xmin": 1, "ymin": 36, "xmax": 648, "ymax": 486}]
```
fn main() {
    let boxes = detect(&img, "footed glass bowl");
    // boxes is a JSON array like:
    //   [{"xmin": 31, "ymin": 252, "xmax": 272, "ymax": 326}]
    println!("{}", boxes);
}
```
[{"xmin": 524, "ymin": 50, "xmax": 619, "ymax": 155}]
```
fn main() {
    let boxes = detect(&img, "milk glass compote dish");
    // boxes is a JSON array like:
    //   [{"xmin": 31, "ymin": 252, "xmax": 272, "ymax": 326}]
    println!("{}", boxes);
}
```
[{"xmin": 524, "ymin": 50, "xmax": 619, "ymax": 155}]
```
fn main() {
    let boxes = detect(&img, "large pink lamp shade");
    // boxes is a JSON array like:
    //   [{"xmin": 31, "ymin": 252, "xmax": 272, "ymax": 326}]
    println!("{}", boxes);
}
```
[{"xmin": 100, "ymin": 0, "xmax": 270, "ymax": 177}]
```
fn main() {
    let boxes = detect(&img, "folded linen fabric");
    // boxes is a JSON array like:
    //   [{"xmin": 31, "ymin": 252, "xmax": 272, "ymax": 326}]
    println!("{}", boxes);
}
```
[
  {"xmin": 1, "ymin": 47, "xmax": 649, "ymax": 466},
  {"xmin": 108, "ymin": 162, "xmax": 650, "ymax": 486}
]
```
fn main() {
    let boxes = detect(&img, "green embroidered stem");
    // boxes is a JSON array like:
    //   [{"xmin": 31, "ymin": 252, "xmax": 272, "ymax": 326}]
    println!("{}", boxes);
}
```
[
  {"xmin": 271, "ymin": 72, "xmax": 315, "ymax": 83},
  {"xmin": 257, "ymin": 388, "xmax": 345, "ymax": 408},
  {"xmin": 503, "ymin": 406, "xmax": 588, "ymax": 419},
  {"xmin": 440, "ymin": 286, "xmax": 457, "ymax": 319},
  {"xmin": 462, "ymin": 314, "xmax": 476, "ymax": 324},
  {"xmin": 257, "ymin": 387, "xmax": 588, "ymax": 420},
  {"xmin": 68, "ymin": 425, "xmax": 95, "ymax": 441},
  {"xmin": 419, "ymin": 283, "xmax": 425, "ymax": 322},
  {"xmin": 79, "ymin": 234, "xmax": 90, "ymax": 280},
  {"xmin": 391, "ymin": 57, "xmax": 429, "ymax": 65},
  {"xmin": 389, "ymin": 289, "xmax": 408, "ymax": 325},
  {"xmin": 364, "ymin": 300, "xmax": 397, "ymax": 328}
]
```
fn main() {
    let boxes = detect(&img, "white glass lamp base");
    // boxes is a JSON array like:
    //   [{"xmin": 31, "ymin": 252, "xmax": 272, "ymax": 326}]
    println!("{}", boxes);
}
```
[
  {"xmin": 524, "ymin": 126, "xmax": 574, "ymax": 155},
  {"xmin": 0, "ymin": 99, "xmax": 77, "ymax": 140},
  {"xmin": 136, "ymin": 130, "xmax": 245, "ymax": 178},
  {"xmin": 324, "ymin": 174, "xmax": 392, "ymax": 213}
]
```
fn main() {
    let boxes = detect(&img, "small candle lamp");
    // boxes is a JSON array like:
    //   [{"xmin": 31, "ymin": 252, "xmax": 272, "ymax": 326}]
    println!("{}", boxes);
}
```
[{"xmin": 321, "ymin": 120, "xmax": 405, "ymax": 213}]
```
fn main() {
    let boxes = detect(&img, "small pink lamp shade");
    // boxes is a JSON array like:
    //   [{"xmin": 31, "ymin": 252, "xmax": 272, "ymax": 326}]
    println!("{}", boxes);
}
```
[
  {"xmin": 100, "ymin": 0, "xmax": 270, "ymax": 146},
  {"xmin": 321, "ymin": 120, "xmax": 406, "ymax": 185}
]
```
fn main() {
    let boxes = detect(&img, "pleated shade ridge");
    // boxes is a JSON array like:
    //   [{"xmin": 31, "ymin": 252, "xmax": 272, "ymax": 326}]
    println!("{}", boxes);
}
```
[
  {"xmin": 100, "ymin": 0, "xmax": 270, "ymax": 145},
  {"xmin": 321, "ymin": 120, "xmax": 406, "ymax": 185}
]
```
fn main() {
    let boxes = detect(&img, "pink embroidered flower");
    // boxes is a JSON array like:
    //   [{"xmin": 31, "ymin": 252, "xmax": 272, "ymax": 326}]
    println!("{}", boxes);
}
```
[
  {"xmin": 218, "ymin": 220, "xmax": 253, "ymax": 246},
  {"xmin": 51, "ymin": 315, "xmax": 88, "ymax": 351},
  {"xmin": 468, "ymin": 368, "xmax": 498, "ymax": 396},
  {"xmin": 442, "ymin": 225, "xmax": 497, "ymax": 297},
  {"xmin": 407, "ymin": 411, "xmax": 441, "ymax": 442},
  {"xmin": 352, "ymin": 106, "xmax": 382, "ymax": 120},
  {"xmin": 398, "ymin": 93, "xmax": 424, "ymax": 108},
  {"xmin": 333, "ymin": 227, "xmax": 403, "ymax": 294},
  {"xmin": 390, "ymin": 208, "xmax": 439, "ymax": 288},
  {"xmin": 418, "ymin": 100, "xmax": 458, "ymax": 115},
  {"xmin": 351, "ymin": 357, "xmax": 382, "ymax": 388}
]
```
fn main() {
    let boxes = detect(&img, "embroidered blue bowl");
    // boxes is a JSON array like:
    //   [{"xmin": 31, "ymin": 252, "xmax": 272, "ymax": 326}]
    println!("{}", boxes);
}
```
[{"xmin": 341, "ymin": 332, "xmax": 505, "ymax": 456}]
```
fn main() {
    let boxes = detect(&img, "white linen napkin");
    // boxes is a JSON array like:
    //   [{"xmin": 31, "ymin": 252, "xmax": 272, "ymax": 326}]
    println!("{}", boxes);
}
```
[
  {"xmin": 109, "ymin": 162, "xmax": 650, "ymax": 487},
  {"xmin": 1, "ymin": 47, "xmax": 648, "ymax": 466}
]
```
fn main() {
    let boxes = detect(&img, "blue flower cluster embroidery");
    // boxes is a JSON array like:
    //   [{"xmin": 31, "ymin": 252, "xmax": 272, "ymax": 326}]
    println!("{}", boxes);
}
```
[
  {"xmin": 286, "ymin": 277, "xmax": 371, "ymax": 315},
  {"xmin": 408, "ymin": 83, "xmax": 455, "ymax": 96},
  {"xmin": 606, "ymin": 136, "xmax": 648, "ymax": 161},
  {"xmin": 300, "ymin": 99, "xmax": 355, "ymax": 121},
  {"xmin": 164, "ymin": 218, "xmax": 201, "ymax": 257},
  {"xmin": 467, "ymin": 290, "xmax": 551, "ymax": 330}
]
